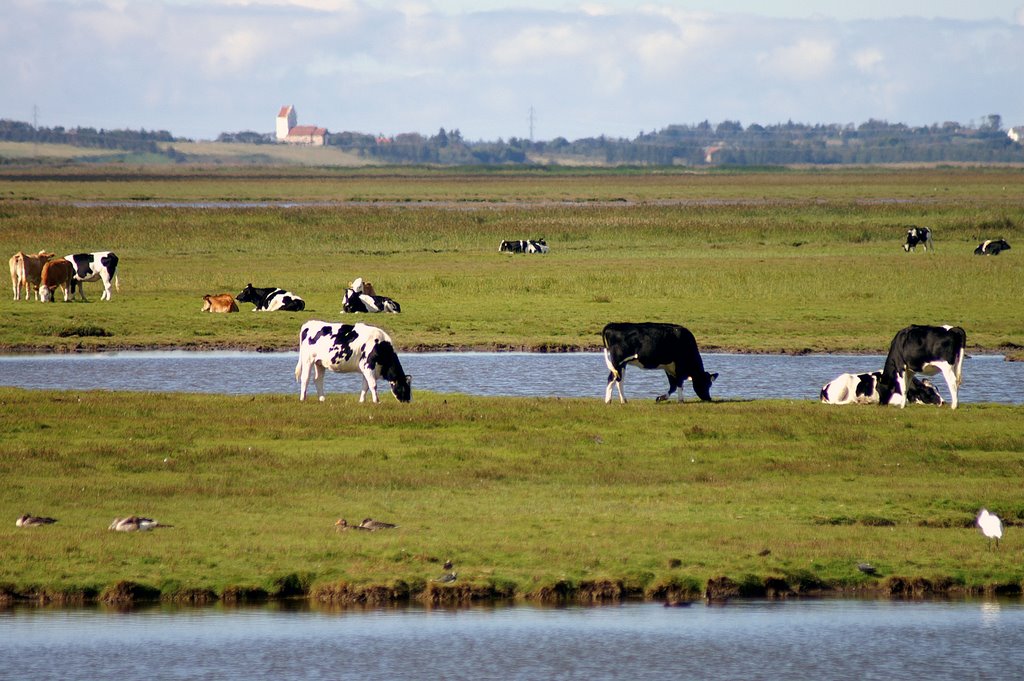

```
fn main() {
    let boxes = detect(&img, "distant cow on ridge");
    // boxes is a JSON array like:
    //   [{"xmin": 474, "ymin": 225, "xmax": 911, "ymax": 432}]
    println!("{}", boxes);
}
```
[
  {"xmin": 974, "ymin": 239, "xmax": 1010, "ymax": 256},
  {"xmin": 499, "ymin": 239, "xmax": 549, "ymax": 254},
  {"xmin": 902, "ymin": 227, "xmax": 934, "ymax": 252}
]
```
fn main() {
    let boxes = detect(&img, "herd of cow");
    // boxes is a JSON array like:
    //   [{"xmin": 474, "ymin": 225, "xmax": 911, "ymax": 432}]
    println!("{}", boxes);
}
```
[{"xmin": 5, "ymin": 230, "xmax": 992, "ymax": 409}]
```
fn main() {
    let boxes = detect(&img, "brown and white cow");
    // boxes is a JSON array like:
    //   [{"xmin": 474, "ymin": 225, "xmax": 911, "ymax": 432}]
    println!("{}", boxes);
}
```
[
  {"xmin": 9, "ymin": 250, "xmax": 55, "ymax": 301},
  {"xmin": 201, "ymin": 293, "xmax": 239, "ymax": 313},
  {"xmin": 38, "ymin": 259, "xmax": 76, "ymax": 302}
]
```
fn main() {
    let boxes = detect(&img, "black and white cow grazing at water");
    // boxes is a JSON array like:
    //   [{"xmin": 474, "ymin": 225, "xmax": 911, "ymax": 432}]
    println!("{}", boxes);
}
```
[
  {"xmin": 342, "ymin": 277, "xmax": 401, "ymax": 314},
  {"xmin": 499, "ymin": 239, "xmax": 549, "ymax": 254},
  {"xmin": 236, "ymin": 283, "xmax": 305, "ymax": 311},
  {"xmin": 878, "ymin": 324, "xmax": 966, "ymax": 409},
  {"xmin": 65, "ymin": 251, "xmax": 119, "ymax": 301},
  {"xmin": 902, "ymin": 227, "xmax": 934, "ymax": 252},
  {"xmin": 820, "ymin": 371, "xmax": 943, "ymax": 405},
  {"xmin": 602, "ymin": 322, "xmax": 718, "ymax": 404},
  {"xmin": 974, "ymin": 239, "xmax": 1011, "ymax": 256},
  {"xmin": 295, "ymin": 321, "xmax": 411, "ymax": 403}
]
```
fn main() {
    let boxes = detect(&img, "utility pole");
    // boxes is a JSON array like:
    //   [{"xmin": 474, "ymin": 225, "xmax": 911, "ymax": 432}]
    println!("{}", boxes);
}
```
[{"xmin": 528, "ymin": 106, "xmax": 535, "ymax": 142}]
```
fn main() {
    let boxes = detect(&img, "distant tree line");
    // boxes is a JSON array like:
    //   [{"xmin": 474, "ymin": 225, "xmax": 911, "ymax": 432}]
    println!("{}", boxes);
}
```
[
  {"xmin": 0, "ymin": 119, "xmax": 175, "ymax": 154},
  {"xmin": 3, "ymin": 114, "xmax": 1022, "ymax": 165}
]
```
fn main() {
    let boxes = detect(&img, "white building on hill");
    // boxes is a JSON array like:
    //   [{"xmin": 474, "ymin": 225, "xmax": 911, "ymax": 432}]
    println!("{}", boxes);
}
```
[{"xmin": 276, "ymin": 105, "xmax": 326, "ymax": 145}]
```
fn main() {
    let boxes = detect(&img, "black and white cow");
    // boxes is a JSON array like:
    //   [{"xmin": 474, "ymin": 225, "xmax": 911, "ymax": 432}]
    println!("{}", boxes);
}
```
[
  {"xmin": 236, "ymin": 283, "xmax": 305, "ymax": 312},
  {"xmin": 499, "ymin": 239, "xmax": 549, "ymax": 254},
  {"xmin": 602, "ymin": 322, "xmax": 718, "ymax": 403},
  {"xmin": 878, "ymin": 324, "xmax": 966, "ymax": 409},
  {"xmin": 974, "ymin": 239, "xmax": 1011, "ymax": 256},
  {"xmin": 902, "ymin": 227, "xmax": 934, "ymax": 252},
  {"xmin": 295, "ymin": 320, "xmax": 411, "ymax": 403},
  {"xmin": 65, "ymin": 251, "xmax": 119, "ymax": 301},
  {"xmin": 820, "ymin": 371, "xmax": 943, "ymax": 405},
  {"xmin": 341, "ymin": 277, "xmax": 401, "ymax": 314}
]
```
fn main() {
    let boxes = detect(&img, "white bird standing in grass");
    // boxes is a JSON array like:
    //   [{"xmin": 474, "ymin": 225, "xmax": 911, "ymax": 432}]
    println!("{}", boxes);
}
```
[{"xmin": 976, "ymin": 509, "xmax": 1003, "ymax": 549}]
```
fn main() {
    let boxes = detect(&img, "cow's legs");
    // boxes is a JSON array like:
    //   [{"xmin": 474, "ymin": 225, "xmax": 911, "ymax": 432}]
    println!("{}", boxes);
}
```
[
  {"xmin": 655, "ymin": 368, "xmax": 681, "ymax": 403},
  {"xmin": 928, "ymin": 361, "xmax": 960, "ymax": 410},
  {"xmin": 100, "ymin": 275, "xmax": 112, "ymax": 301},
  {"xmin": 603, "ymin": 349, "xmax": 627, "ymax": 403},
  {"xmin": 359, "ymin": 365, "xmax": 379, "ymax": 403},
  {"xmin": 312, "ymin": 364, "xmax": 326, "ymax": 402},
  {"xmin": 297, "ymin": 358, "xmax": 312, "ymax": 401}
]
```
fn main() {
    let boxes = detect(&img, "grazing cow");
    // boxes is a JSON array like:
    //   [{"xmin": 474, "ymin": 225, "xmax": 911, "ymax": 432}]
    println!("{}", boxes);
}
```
[
  {"xmin": 342, "ymin": 277, "xmax": 401, "ymax": 314},
  {"xmin": 295, "ymin": 320, "xmax": 412, "ymax": 403},
  {"xmin": 602, "ymin": 322, "xmax": 718, "ymax": 404},
  {"xmin": 902, "ymin": 227, "xmax": 934, "ymax": 252},
  {"xmin": 236, "ymin": 283, "xmax": 305, "ymax": 311},
  {"xmin": 499, "ymin": 238, "xmax": 549, "ymax": 254},
  {"xmin": 201, "ymin": 293, "xmax": 239, "ymax": 313},
  {"xmin": 9, "ymin": 250, "xmax": 54, "ymax": 301},
  {"xmin": 38, "ymin": 259, "xmax": 76, "ymax": 302},
  {"xmin": 820, "ymin": 371, "xmax": 943, "ymax": 406},
  {"xmin": 66, "ymin": 251, "xmax": 120, "ymax": 301},
  {"xmin": 974, "ymin": 239, "xmax": 1011, "ymax": 256},
  {"xmin": 878, "ymin": 325, "xmax": 966, "ymax": 409}
]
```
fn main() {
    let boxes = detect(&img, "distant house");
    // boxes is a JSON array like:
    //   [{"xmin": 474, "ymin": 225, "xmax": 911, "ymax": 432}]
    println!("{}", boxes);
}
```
[
  {"xmin": 275, "ymin": 105, "xmax": 327, "ymax": 146},
  {"xmin": 1008, "ymin": 126, "xmax": 1024, "ymax": 144}
]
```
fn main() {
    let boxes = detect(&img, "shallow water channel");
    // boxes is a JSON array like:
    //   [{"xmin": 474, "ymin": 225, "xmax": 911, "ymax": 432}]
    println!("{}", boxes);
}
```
[
  {"xmin": 0, "ymin": 351, "xmax": 1021, "ymax": 404},
  {"xmin": 3, "ymin": 600, "xmax": 1023, "ymax": 680}
]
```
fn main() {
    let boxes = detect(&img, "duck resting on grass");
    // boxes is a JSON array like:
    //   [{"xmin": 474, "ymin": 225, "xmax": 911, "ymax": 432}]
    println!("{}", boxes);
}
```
[
  {"xmin": 16, "ymin": 513, "xmax": 58, "ymax": 527},
  {"xmin": 108, "ymin": 516, "xmax": 169, "ymax": 532},
  {"xmin": 335, "ymin": 519, "xmax": 371, "ymax": 532},
  {"xmin": 359, "ymin": 518, "xmax": 398, "ymax": 531}
]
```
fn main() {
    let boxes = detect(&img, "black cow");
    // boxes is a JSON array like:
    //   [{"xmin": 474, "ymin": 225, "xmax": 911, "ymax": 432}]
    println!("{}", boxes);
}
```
[
  {"xmin": 236, "ymin": 283, "xmax": 305, "ymax": 312},
  {"xmin": 974, "ymin": 239, "xmax": 1011, "ymax": 256},
  {"xmin": 902, "ymin": 227, "xmax": 934, "ymax": 252},
  {"xmin": 602, "ymin": 322, "xmax": 718, "ymax": 403},
  {"xmin": 499, "ymin": 239, "xmax": 549, "ymax": 254},
  {"xmin": 878, "ymin": 324, "xmax": 966, "ymax": 409}
]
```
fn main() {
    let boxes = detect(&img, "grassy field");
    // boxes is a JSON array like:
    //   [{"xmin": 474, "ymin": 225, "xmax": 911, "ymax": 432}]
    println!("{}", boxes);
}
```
[
  {"xmin": 2, "ymin": 389, "xmax": 1022, "ymax": 605},
  {"xmin": 1, "ymin": 166, "xmax": 1023, "ymax": 605}
]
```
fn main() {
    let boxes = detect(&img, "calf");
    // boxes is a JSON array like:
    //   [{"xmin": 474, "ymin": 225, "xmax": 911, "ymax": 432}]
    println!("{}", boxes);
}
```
[
  {"xmin": 66, "ymin": 251, "xmax": 120, "ymax": 301},
  {"xmin": 902, "ymin": 227, "xmax": 934, "ymax": 252},
  {"xmin": 602, "ymin": 322, "xmax": 718, "ymax": 403},
  {"xmin": 295, "ymin": 320, "xmax": 412, "ymax": 403},
  {"xmin": 878, "ymin": 324, "xmax": 966, "ymax": 409},
  {"xmin": 342, "ymin": 277, "xmax": 401, "ymax": 314},
  {"xmin": 201, "ymin": 293, "xmax": 239, "ymax": 313},
  {"xmin": 974, "ymin": 239, "xmax": 1010, "ymax": 256},
  {"xmin": 38, "ymin": 259, "xmax": 76, "ymax": 302},
  {"xmin": 9, "ymin": 250, "xmax": 54, "ymax": 301},
  {"xmin": 820, "ymin": 371, "xmax": 943, "ymax": 405},
  {"xmin": 236, "ymin": 283, "xmax": 305, "ymax": 311},
  {"xmin": 499, "ymin": 239, "xmax": 549, "ymax": 254}
]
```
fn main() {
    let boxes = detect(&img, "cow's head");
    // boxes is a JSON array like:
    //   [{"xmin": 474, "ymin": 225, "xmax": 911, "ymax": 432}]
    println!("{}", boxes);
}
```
[
  {"xmin": 236, "ymin": 284, "xmax": 256, "ymax": 303},
  {"xmin": 908, "ymin": 378, "xmax": 944, "ymax": 405},
  {"xmin": 692, "ymin": 371, "xmax": 719, "ymax": 402},
  {"xmin": 389, "ymin": 374, "xmax": 412, "ymax": 403},
  {"xmin": 201, "ymin": 295, "xmax": 213, "ymax": 312}
]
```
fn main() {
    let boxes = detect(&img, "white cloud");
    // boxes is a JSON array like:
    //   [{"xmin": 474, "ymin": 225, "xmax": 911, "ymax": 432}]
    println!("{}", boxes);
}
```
[
  {"xmin": 852, "ymin": 47, "xmax": 884, "ymax": 73},
  {"xmin": 757, "ymin": 38, "xmax": 837, "ymax": 80}
]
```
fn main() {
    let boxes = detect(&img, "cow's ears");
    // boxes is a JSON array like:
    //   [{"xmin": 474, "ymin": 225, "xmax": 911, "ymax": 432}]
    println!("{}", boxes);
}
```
[
  {"xmin": 406, "ymin": 375, "xmax": 413, "ymax": 384},
  {"xmin": 708, "ymin": 372, "xmax": 720, "ymax": 384}
]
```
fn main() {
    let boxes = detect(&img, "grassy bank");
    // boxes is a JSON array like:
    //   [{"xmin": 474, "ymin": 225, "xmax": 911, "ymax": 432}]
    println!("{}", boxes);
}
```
[
  {"xmin": 1, "ymin": 167, "xmax": 1023, "ymax": 355},
  {"xmin": 2, "ymin": 388, "xmax": 1022, "ymax": 605}
]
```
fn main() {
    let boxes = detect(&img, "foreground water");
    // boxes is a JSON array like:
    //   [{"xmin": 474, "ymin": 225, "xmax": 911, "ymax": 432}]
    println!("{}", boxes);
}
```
[
  {"xmin": 0, "ymin": 351, "xmax": 1021, "ymax": 404},
  {"xmin": 2, "ymin": 600, "xmax": 1022, "ymax": 681}
]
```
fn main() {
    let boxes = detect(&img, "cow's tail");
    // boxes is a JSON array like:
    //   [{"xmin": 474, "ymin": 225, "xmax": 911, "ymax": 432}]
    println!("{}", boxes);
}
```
[{"xmin": 114, "ymin": 274, "xmax": 121, "ymax": 292}]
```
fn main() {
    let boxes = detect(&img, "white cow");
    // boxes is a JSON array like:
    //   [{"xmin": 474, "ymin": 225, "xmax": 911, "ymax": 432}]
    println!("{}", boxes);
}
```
[
  {"xmin": 65, "ymin": 251, "xmax": 120, "ymax": 301},
  {"xmin": 295, "ymin": 321, "xmax": 412, "ymax": 403}
]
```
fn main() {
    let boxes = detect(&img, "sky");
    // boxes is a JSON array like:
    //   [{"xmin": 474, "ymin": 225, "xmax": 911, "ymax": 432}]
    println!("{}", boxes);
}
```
[{"xmin": 3, "ymin": 0, "xmax": 1024, "ymax": 142}]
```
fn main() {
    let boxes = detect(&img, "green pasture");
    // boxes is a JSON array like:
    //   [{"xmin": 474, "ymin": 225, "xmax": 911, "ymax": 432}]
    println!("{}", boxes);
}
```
[
  {"xmin": 2, "ymin": 389, "xmax": 1022, "ymax": 603},
  {"xmin": 1, "ymin": 166, "xmax": 1023, "ymax": 354},
  {"xmin": 1, "ymin": 167, "xmax": 1023, "ymax": 604}
]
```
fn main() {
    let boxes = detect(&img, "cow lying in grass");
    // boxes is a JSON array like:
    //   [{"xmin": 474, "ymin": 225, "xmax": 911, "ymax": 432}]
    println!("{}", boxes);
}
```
[
  {"xmin": 820, "ymin": 371, "xmax": 943, "ymax": 405},
  {"xmin": 342, "ymin": 277, "xmax": 401, "ymax": 314}
]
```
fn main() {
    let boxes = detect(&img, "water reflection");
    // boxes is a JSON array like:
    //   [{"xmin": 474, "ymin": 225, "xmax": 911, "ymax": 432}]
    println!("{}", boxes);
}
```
[
  {"xmin": 0, "ymin": 351, "xmax": 1021, "ymax": 404},
  {"xmin": 2, "ymin": 600, "xmax": 1023, "ymax": 681}
]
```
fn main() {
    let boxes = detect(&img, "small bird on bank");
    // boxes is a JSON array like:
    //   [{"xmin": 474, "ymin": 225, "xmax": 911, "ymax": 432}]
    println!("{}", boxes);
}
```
[
  {"xmin": 976, "ymin": 508, "xmax": 1003, "ymax": 549},
  {"xmin": 857, "ymin": 563, "xmax": 877, "ymax": 575},
  {"xmin": 109, "ymin": 516, "xmax": 167, "ymax": 532},
  {"xmin": 443, "ymin": 559, "xmax": 453, "ymax": 570},
  {"xmin": 360, "ymin": 518, "xmax": 397, "ymax": 531},
  {"xmin": 335, "ymin": 519, "xmax": 370, "ymax": 532},
  {"xmin": 433, "ymin": 572, "xmax": 457, "ymax": 583},
  {"xmin": 16, "ymin": 514, "xmax": 57, "ymax": 527}
]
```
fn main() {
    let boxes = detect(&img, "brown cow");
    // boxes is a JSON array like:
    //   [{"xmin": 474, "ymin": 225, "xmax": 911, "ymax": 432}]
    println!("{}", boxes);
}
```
[
  {"xmin": 201, "ymin": 293, "xmax": 239, "ymax": 313},
  {"xmin": 9, "ymin": 250, "xmax": 54, "ymax": 301},
  {"xmin": 39, "ymin": 259, "xmax": 76, "ymax": 302}
]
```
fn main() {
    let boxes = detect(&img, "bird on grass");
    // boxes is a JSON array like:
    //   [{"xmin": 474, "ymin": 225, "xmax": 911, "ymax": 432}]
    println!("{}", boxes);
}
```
[
  {"xmin": 359, "ymin": 518, "xmax": 397, "ymax": 531},
  {"xmin": 857, "ymin": 563, "xmax": 877, "ymax": 575},
  {"xmin": 433, "ymin": 572, "xmax": 457, "ymax": 584},
  {"xmin": 335, "ymin": 519, "xmax": 370, "ymax": 532},
  {"xmin": 16, "ymin": 514, "xmax": 57, "ymax": 527},
  {"xmin": 976, "ymin": 509, "xmax": 1003, "ymax": 549},
  {"xmin": 443, "ymin": 558, "xmax": 453, "ymax": 570},
  {"xmin": 109, "ymin": 516, "xmax": 167, "ymax": 532}
]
